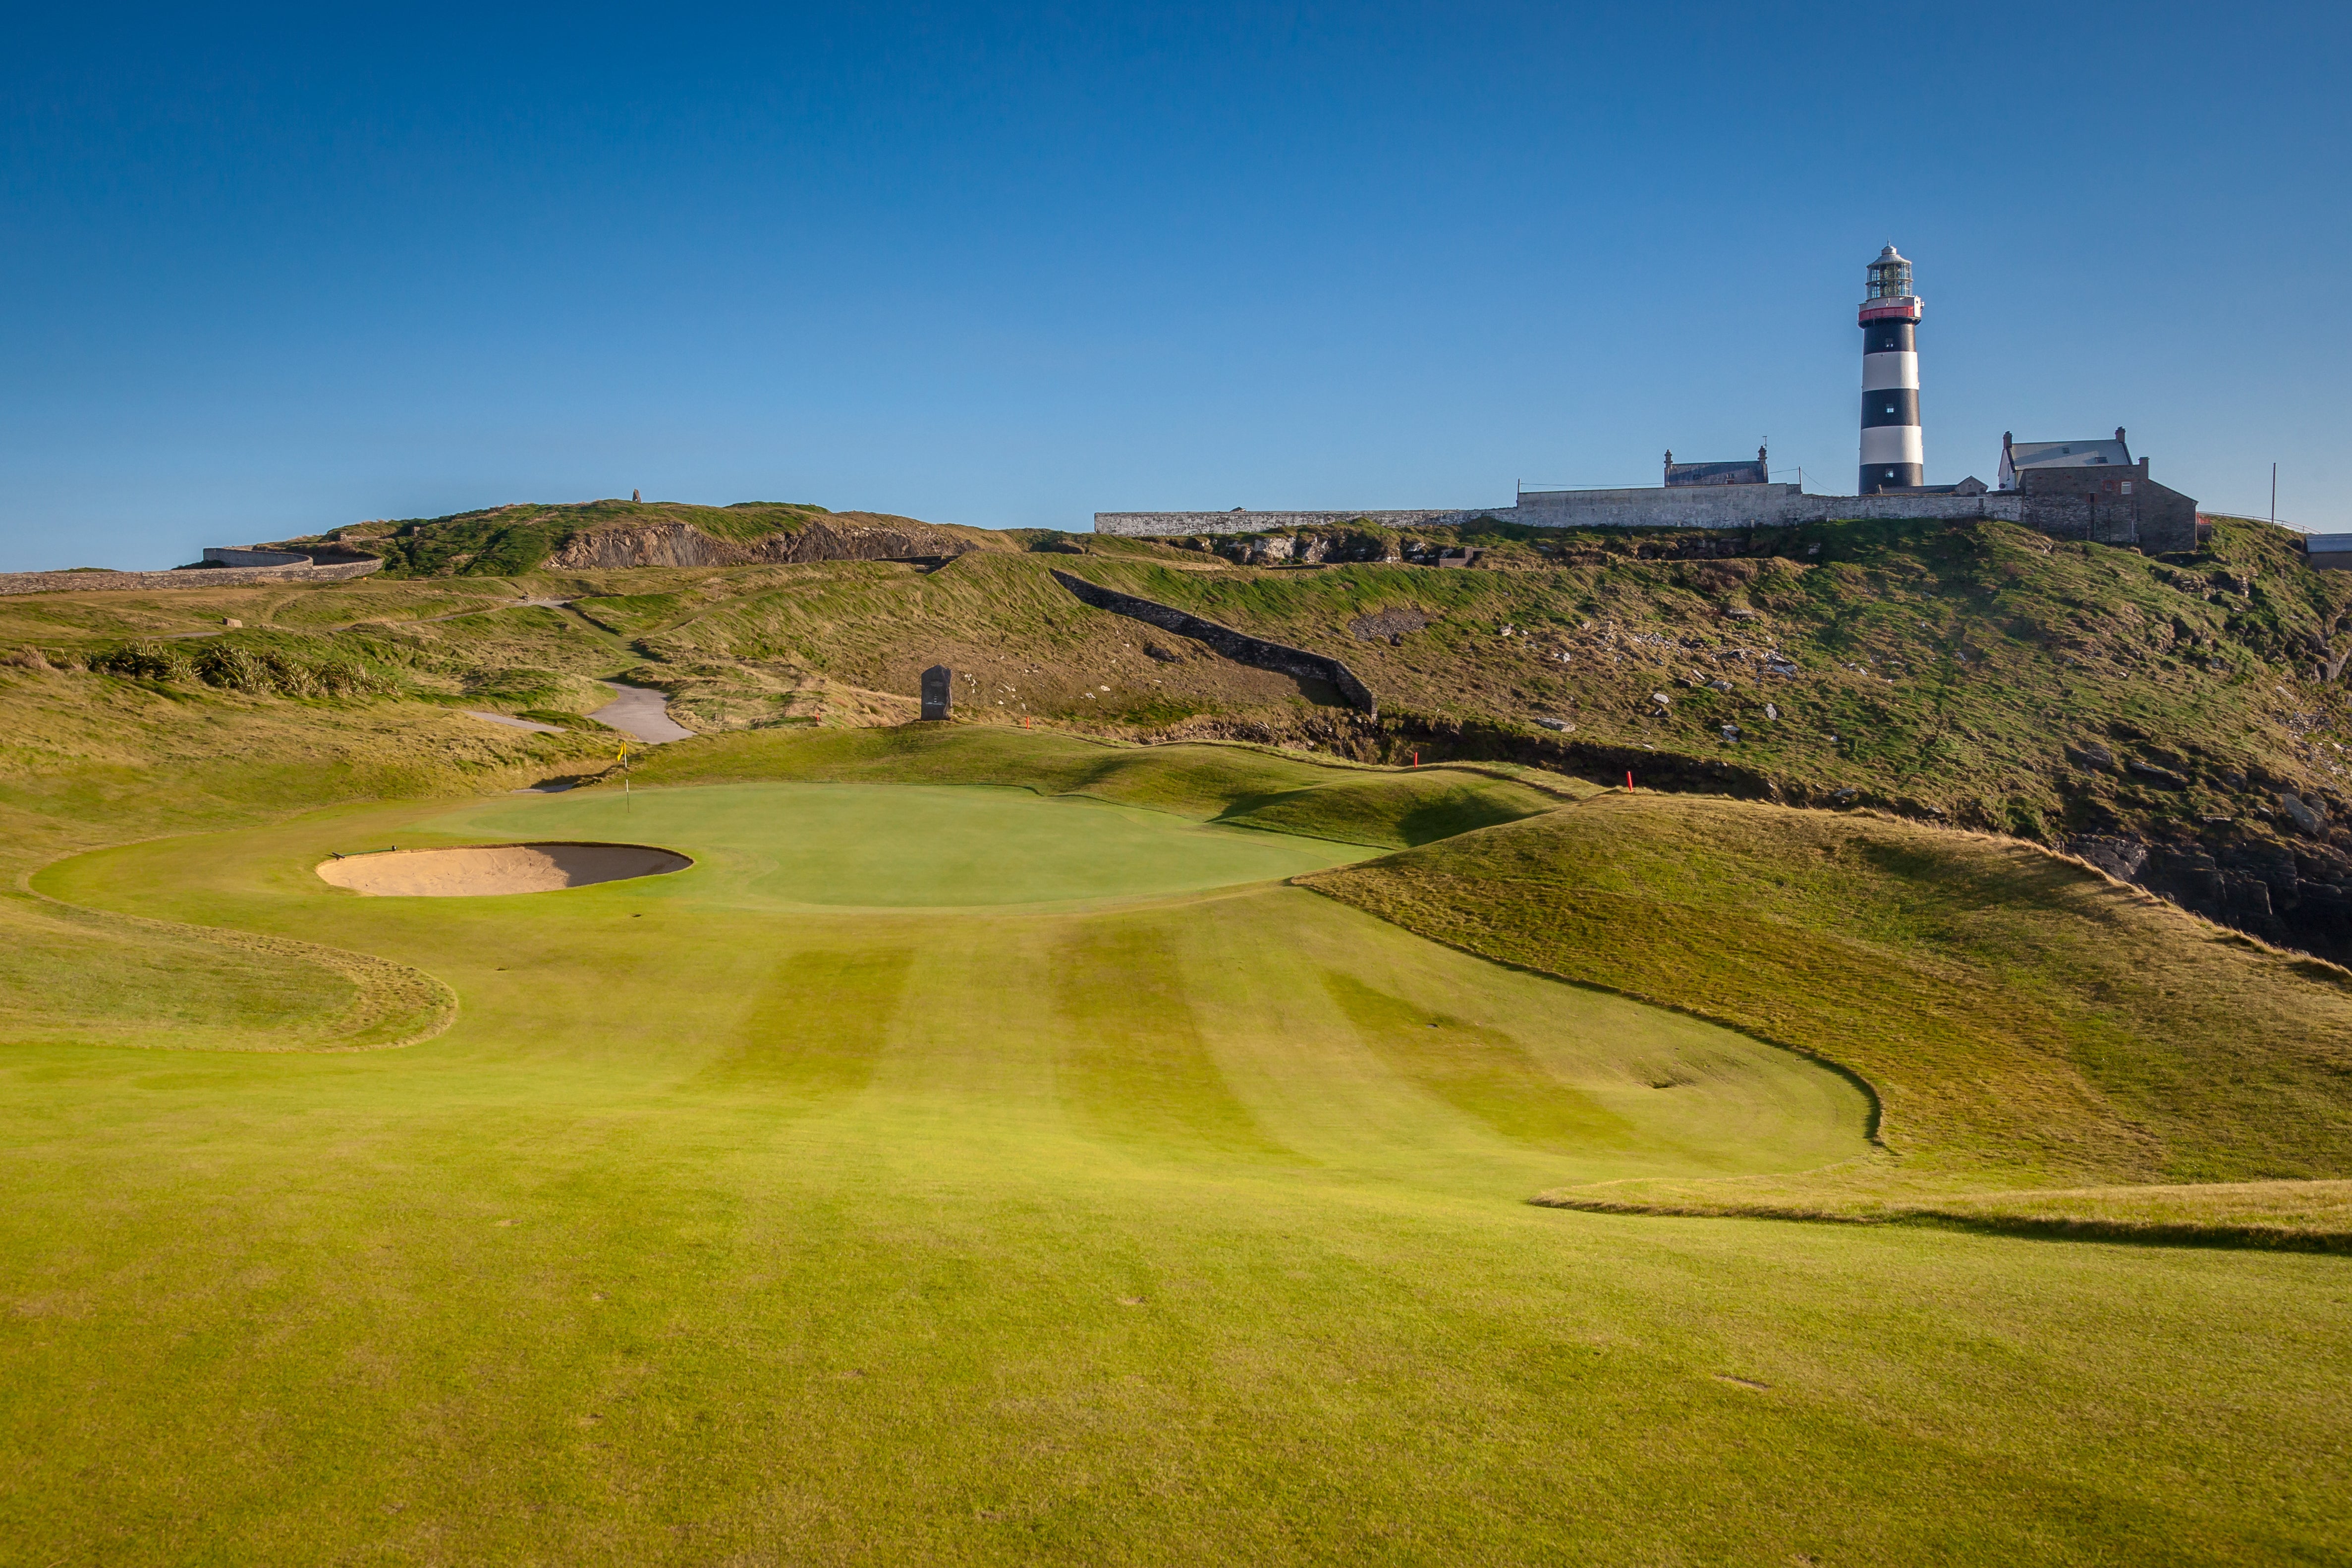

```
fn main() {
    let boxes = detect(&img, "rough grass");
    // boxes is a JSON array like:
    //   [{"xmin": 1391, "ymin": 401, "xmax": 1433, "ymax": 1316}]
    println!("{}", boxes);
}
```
[
  {"xmin": 1059, "ymin": 515, "xmax": 2352, "ymax": 837},
  {"xmin": 1303, "ymin": 791, "xmax": 2352, "ymax": 1236},
  {"xmin": 0, "ymin": 661, "xmax": 612, "ymax": 1054}
]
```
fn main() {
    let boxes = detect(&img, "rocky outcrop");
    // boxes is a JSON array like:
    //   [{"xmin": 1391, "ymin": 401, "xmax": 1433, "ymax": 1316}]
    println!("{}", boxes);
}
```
[
  {"xmin": 545, "ymin": 518, "xmax": 994, "ymax": 571},
  {"xmin": 2065, "ymin": 829, "xmax": 2352, "ymax": 962}
]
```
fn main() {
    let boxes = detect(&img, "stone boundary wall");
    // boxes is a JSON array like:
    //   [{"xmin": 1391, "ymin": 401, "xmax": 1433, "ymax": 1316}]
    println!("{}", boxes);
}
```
[
  {"xmin": 1095, "ymin": 490, "xmax": 2027, "ymax": 536},
  {"xmin": 1511, "ymin": 484, "xmax": 1811, "ymax": 529},
  {"xmin": 0, "ymin": 558, "xmax": 383, "ymax": 598},
  {"xmin": 1792, "ymin": 492, "xmax": 2024, "ymax": 525},
  {"xmin": 1049, "ymin": 569, "xmax": 1378, "ymax": 715},
  {"xmin": 1095, "ymin": 508, "xmax": 1486, "ymax": 538},
  {"xmin": 203, "ymin": 547, "xmax": 311, "ymax": 567}
]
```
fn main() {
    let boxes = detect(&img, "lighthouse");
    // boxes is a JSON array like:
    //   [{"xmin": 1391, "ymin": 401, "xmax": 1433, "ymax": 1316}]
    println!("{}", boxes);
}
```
[{"xmin": 1858, "ymin": 245, "xmax": 1923, "ymax": 493}]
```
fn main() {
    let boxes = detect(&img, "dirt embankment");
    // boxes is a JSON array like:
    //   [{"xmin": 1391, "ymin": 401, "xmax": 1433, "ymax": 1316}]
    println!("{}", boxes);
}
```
[{"xmin": 548, "ymin": 516, "xmax": 1010, "ymax": 570}]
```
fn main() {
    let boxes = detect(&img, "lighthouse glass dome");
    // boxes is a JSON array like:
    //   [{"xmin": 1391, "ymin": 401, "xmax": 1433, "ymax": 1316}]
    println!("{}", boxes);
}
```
[{"xmin": 1867, "ymin": 249, "xmax": 1913, "ymax": 300}]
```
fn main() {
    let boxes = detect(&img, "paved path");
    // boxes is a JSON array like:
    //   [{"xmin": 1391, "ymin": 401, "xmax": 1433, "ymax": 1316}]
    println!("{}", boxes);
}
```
[{"xmin": 589, "ymin": 681, "xmax": 693, "ymax": 743}]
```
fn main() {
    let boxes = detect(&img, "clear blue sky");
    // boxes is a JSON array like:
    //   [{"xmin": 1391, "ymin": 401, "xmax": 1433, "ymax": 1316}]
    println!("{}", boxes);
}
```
[{"xmin": 4, "ymin": 2, "xmax": 2347, "ymax": 569}]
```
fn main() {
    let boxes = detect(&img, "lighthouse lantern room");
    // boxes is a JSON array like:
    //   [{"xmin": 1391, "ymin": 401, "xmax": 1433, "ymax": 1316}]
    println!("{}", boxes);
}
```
[{"xmin": 1858, "ymin": 245, "xmax": 1924, "ymax": 494}]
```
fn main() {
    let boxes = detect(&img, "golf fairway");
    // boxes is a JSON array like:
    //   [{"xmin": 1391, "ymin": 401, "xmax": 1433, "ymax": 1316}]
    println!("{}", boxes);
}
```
[{"xmin": 6, "ymin": 781, "xmax": 2348, "ymax": 1564}]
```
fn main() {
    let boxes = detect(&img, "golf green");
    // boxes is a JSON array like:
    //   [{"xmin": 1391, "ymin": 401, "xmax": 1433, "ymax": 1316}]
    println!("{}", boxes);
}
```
[
  {"xmin": 6, "ymin": 780, "xmax": 2348, "ymax": 1564},
  {"xmin": 416, "ymin": 781, "xmax": 1380, "ymax": 907}
]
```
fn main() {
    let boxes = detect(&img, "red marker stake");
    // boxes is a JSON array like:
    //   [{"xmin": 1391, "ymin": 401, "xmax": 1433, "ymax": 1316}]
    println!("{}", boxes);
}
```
[
  {"xmin": 1411, "ymin": 751, "xmax": 1419, "ymax": 768},
  {"xmin": 1625, "ymin": 770, "xmax": 1634, "ymax": 791}
]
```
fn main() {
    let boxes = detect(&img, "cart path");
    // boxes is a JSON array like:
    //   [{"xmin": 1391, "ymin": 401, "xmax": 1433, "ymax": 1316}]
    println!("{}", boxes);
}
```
[{"xmin": 589, "ymin": 680, "xmax": 693, "ymax": 743}]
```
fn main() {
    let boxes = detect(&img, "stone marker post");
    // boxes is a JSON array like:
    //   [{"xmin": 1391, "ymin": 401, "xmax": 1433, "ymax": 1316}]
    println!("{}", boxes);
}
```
[{"xmin": 920, "ymin": 665, "xmax": 952, "ymax": 721}]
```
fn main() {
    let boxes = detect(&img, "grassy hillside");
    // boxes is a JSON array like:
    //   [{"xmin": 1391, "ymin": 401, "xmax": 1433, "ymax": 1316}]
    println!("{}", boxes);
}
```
[
  {"xmin": 10, "ymin": 507, "xmax": 2352, "ymax": 963},
  {"xmin": 0, "ymin": 655, "xmax": 612, "ymax": 1057},
  {"xmin": 1303, "ymin": 792, "xmax": 2352, "ymax": 1243},
  {"xmin": 260, "ymin": 498, "xmax": 1012, "ymax": 576},
  {"xmin": 1062, "ymin": 514, "xmax": 2352, "ymax": 823}
]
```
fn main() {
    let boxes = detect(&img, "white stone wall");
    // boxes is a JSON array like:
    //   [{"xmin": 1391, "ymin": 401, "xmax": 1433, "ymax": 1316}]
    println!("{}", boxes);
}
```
[
  {"xmin": 1512, "ymin": 484, "xmax": 1808, "ymax": 528},
  {"xmin": 1094, "ymin": 488, "xmax": 2024, "ymax": 536},
  {"xmin": 1093, "ymin": 508, "xmax": 1488, "ymax": 537}
]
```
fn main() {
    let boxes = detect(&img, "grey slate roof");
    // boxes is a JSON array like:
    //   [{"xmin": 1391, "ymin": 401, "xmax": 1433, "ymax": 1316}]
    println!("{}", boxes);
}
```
[{"xmin": 2008, "ymin": 439, "xmax": 2131, "ymax": 470}]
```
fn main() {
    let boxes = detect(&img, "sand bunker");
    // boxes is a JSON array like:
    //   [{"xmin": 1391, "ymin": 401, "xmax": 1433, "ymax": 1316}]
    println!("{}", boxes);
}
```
[{"xmin": 317, "ymin": 842, "xmax": 692, "ymax": 897}]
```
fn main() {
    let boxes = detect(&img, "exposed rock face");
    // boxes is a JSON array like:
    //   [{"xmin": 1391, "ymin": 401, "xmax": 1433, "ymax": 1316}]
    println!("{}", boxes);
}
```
[
  {"xmin": 1168, "ymin": 530, "xmax": 1402, "ymax": 566},
  {"xmin": 546, "ymin": 518, "xmax": 989, "ymax": 570},
  {"xmin": 2281, "ymin": 792, "xmax": 2330, "ymax": 837},
  {"xmin": 2066, "ymin": 829, "xmax": 2352, "ymax": 962}
]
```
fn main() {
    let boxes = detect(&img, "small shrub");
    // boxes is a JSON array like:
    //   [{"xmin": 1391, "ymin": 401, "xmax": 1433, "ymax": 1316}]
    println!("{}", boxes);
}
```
[{"xmin": 95, "ymin": 643, "xmax": 192, "ymax": 683}]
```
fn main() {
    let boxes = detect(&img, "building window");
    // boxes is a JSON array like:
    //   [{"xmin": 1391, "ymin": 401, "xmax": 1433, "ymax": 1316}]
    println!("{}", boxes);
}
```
[{"xmin": 2121, "ymin": 481, "xmax": 2133, "ymax": 495}]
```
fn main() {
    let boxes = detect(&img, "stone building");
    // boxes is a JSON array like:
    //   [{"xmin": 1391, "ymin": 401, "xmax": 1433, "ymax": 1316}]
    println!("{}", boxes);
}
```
[
  {"xmin": 1998, "ymin": 428, "xmax": 2200, "ymax": 553},
  {"xmin": 1665, "ymin": 448, "xmax": 1770, "ymax": 487}
]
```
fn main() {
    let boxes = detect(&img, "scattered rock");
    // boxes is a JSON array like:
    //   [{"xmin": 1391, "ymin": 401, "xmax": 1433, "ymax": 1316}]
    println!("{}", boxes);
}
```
[
  {"xmin": 1708, "ymin": 679, "xmax": 1735, "ymax": 693},
  {"xmin": 2281, "ymin": 792, "xmax": 2329, "ymax": 836},
  {"xmin": 2066, "ymin": 740, "xmax": 2116, "ymax": 771},
  {"xmin": 223, "ymin": 617, "xmax": 242, "ymax": 628},
  {"xmin": 1347, "ymin": 608, "xmax": 1435, "ymax": 642},
  {"xmin": 1764, "ymin": 703, "xmax": 1778, "ymax": 721},
  {"xmin": 2127, "ymin": 760, "xmax": 2189, "ymax": 788},
  {"xmin": 1533, "ymin": 717, "xmax": 1575, "ymax": 732},
  {"xmin": 2068, "ymin": 835, "xmax": 2151, "ymax": 880},
  {"xmin": 1721, "ymin": 724, "xmax": 1741, "ymax": 742}
]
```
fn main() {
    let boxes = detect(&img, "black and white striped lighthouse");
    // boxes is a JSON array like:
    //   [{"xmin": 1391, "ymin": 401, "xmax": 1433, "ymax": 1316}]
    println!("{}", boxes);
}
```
[{"xmin": 1858, "ymin": 245, "xmax": 1923, "ymax": 494}]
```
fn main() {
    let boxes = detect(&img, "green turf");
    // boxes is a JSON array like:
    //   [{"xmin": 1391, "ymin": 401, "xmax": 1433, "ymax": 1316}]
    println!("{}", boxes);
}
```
[
  {"xmin": 6, "ymin": 773, "xmax": 2350, "ymax": 1563},
  {"xmin": 407, "ymin": 781, "xmax": 1376, "ymax": 908}
]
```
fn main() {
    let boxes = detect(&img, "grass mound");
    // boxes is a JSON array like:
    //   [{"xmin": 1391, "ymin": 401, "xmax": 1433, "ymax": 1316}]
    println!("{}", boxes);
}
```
[
  {"xmin": 1303, "ymin": 792, "xmax": 2352, "ymax": 1233},
  {"xmin": 630, "ymin": 725, "xmax": 1568, "ymax": 848}
]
